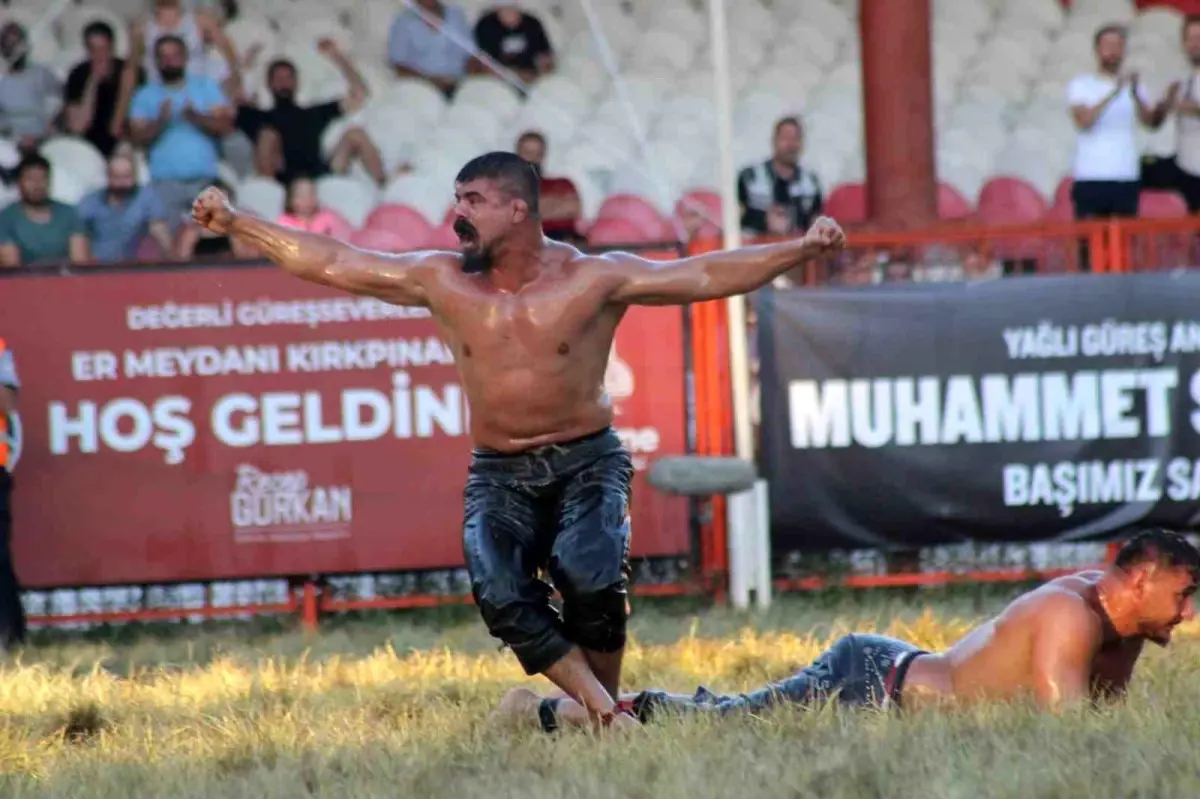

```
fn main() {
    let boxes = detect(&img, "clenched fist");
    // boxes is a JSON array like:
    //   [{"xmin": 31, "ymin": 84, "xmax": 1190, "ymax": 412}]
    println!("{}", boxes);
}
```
[
  {"xmin": 802, "ymin": 216, "xmax": 846, "ymax": 255},
  {"xmin": 192, "ymin": 186, "xmax": 236, "ymax": 235}
]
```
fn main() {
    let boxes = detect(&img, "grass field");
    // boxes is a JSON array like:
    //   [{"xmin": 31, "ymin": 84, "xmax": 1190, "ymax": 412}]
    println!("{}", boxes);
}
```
[{"xmin": 1, "ymin": 588, "xmax": 1198, "ymax": 798}]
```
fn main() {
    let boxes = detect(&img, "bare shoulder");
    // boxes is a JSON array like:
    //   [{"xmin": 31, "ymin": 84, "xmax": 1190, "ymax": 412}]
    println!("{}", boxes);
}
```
[{"xmin": 1027, "ymin": 585, "xmax": 1104, "ymax": 637}]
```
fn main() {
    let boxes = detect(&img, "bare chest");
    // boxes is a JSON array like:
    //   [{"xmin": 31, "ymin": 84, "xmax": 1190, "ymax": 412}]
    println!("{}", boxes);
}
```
[{"xmin": 435, "ymin": 284, "xmax": 619, "ymax": 367}]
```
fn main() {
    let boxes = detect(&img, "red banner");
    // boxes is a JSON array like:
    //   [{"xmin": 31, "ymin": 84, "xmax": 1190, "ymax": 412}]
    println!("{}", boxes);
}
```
[{"xmin": 0, "ymin": 263, "xmax": 689, "ymax": 588}]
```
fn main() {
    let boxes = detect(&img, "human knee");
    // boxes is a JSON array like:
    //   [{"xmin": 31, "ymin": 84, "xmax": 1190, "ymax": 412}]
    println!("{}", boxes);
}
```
[
  {"xmin": 561, "ymin": 584, "xmax": 628, "ymax": 653},
  {"xmin": 338, "ymin": 126, "xmax": 370, "ymax": 148},
  {"xmin": 476, "ymin": 596, "xmax": 571, "ymax": 676}
]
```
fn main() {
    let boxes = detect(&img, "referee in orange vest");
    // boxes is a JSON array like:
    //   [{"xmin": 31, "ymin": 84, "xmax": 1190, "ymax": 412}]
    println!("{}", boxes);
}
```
[{"xmin": 0, "ymin": 338, "xmax": 26, "ymax": 649}]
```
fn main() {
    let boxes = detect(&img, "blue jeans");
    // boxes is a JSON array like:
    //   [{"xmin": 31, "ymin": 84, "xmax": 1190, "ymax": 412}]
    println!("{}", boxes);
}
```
[{"xmin": 632, "ymin": 634, "xmax": 927, "ymax": 719}]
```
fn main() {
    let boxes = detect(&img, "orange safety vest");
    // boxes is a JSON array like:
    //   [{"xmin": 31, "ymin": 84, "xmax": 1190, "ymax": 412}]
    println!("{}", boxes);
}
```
[{"xmin": 0, "ymin": 338, "xmax": 9, "ymax": 469}]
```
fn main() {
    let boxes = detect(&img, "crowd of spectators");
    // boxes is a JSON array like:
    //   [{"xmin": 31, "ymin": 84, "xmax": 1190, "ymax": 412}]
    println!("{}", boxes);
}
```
[
  {"xmin": 4, "ymin": 0, "xmax": 1200, "ymax": 275},
  {"xmin": 0, "ymin": 0, "xmax": 571, "ymax": 267}
]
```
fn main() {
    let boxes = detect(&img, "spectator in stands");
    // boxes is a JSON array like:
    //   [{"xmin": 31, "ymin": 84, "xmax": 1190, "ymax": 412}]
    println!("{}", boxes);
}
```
[
  {"xmin": 1067, "ymin": 24, "xmax": 1175, "ymax": 221},
  {"xmin": 737, "ymin": 116, "xmax": 823, "ymax": 240},
  {"xmin": 129, "ymin": 35, "xmax": 234, "ymax": 232},
  {"xmin": 474, "ymin": 3, "xmax": 555, "ymax": 83},
  {"xmin": 388, "ymin": 0, "xmax": 472, "ymax": 97},
  {"xmin": 118, "ymin": 0, "xmax": 241, "ymax": 151},
  {"xmin": 1171, "ymin": 15, "xmax": 1200, "ymax": 212},
  {"xmin": 0, "ymin": 155, "xmax": 90, "ymax": 267},
  {"xmin": 77, "ymin": 153, "xmax": 173, "ymax": 263},
  {"xmin": 238, "ymin": 40, "xmax": 389, "ymax": 186},
  {"xmin": 0, "ymin": 22, "xmax": 62, "ymax": 158},
  {"xmin": 64, "ymin": 22, "xmax": 145, "ymax": 158},
  {"xmin": 515, "ymin": 131, "xmax": 582, "ymax": 243},
  {"xmin": 277, "ymin": 177, "xmax": 345, "ymax": 236},
  {"xmin": 0, "ymin": 337, "xmax": 27, "ymax": 651},
  {"xmin": 175, "ymin": 180, "xmax": 257, "ymax": 260},
  {"xmin": 130, "ymin": 0, "xmax": 239, "ymax": 88}
]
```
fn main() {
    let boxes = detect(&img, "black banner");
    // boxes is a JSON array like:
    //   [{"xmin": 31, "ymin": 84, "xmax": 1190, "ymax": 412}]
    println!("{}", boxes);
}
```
[{"xmin": 757, "ymin": 272, "xmax": 1200, "ymax": 552}]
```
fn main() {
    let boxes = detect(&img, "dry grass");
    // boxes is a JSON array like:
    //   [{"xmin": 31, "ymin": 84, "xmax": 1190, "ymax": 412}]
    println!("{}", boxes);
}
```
[{"xmin": 1, "ymin": 590, "xmax": 1198, "ymax": 798}]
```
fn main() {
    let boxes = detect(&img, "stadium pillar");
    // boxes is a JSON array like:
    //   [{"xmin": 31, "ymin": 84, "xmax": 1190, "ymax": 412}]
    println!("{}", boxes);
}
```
[{"xmin": 860, "ymin": 0, "xmax": 937, "ymax": 226}]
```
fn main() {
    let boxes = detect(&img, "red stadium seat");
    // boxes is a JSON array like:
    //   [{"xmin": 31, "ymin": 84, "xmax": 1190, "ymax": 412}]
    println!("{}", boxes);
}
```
[
  {"xmin": 824, "ymin": 183, "xmax": 867, "ymax": 224},
  {"xmin": 1048, "ymin": 177, "xmax": 1074, "ymax": 220},
  {"xmin": 674, "ymin": 190, "xmax": 722, "ymax": 240},
  {"xmin": 1138, "ymin": 190, "xmax": 1188, "ymax": 218},
  {"xmin": 586, "ymin": 217, "xmax": 654, "ymax": 246},
  {"xmin": 349, "ymin": 227, "xmax": 421, "ymax": 252},
  {"xmin": 937, "ymin": 182, "xmax": 973, "ymax": 220},
  {"xmin": 364, "ymin": 204, "xmax": 435, "ymax": 240},
  {"xmin": 425, "ymin": 224, "xmax": 461, "ymax": 250},
  {"xmin": 596, "ymin": 193, "xmax": 669, "ymax": 239},
  {"xmin": 977, "ymin": 177, "xmax": 1048, "ymax": 224}
]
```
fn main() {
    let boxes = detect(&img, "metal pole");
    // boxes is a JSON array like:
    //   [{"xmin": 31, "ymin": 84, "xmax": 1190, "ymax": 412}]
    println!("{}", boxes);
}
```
[{"xmin": 708, "ymin": 0, "xmax": 760, "ymax": 610}]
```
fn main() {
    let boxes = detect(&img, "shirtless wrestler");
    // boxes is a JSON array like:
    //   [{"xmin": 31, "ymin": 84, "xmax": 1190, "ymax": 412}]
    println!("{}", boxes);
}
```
[
  {"xmin": 190, "ymin": 151, "xmax": 846, "ymax": 731},
  {"xmin": 495, "ymin": 528, "xmax": 1199, "ymax": 731}
]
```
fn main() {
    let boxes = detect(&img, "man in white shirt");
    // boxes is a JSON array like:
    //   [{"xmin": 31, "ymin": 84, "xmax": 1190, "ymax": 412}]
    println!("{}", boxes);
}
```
[
  {"xmin": 1067, "ymin": 25, "xmax": 1175, "ymax": 222},
  {"xmin": 1172, "ymin": 15, "xmax": 1200, "ymax": 212}
]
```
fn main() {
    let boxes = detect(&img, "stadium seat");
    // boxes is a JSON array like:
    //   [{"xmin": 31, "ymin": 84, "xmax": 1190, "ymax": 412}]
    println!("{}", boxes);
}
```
[
  {"xmin": 1138, "ymin": 190, "xmax": 1189, "ymax": 218},
  {"xmin": 454, "ymin": 77, "xmax": 524, "ymax": 122},
  {"xmin": 315, "ymin": 176, "xmax": 378, "ymax": 229},
  {"xmin": 364, "ymin": 203, "xmax": 435, "ymax": 241},
  {"xmin": 596, "ymin": 193, "xmax": 671, "ymax": 239},
  {"xmin": 586, "ymin": 217, "xmax": 657, "ymax": 246},
  {"xmin": 977, "ymin": 177, "xmax": 1050, "ymax": 223},
  {"xmin": 824, "ymin": 183, "xmax": 867, "ymax": 225},
  {"xmin": 39, "ymin": 137, "xmax": 106, "ymax": 194},
  {"xmin": 237, "ymin": 177, "xmax": 287, "ymax": 221},
  {"xmin": 424, "ymin": 224, "xmax": 461, "ymax": 250},
  {"xmin": 1049, "ymin": 177, "xmax": 1075, "ymax": 220},
  {"xmin": 381, "ymin": 174, "xmax": 453, "ymax": 225},
  {"xmin": 938, "ymin": 183, "xmax": 975, "ymax": 220},
  {"xmin": 348, "ymin": 227, "xmax": 421, "ymax": 253},
  {"xmin": 674, "ymin": 189, "xmax": 722, "ymax": 240}
]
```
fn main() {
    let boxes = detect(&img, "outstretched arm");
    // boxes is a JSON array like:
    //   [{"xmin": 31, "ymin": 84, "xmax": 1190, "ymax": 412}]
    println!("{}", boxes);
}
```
[
  {"xmin": 1030, "ymin": 595, "xmax": 1103, "ymax": 711},
  {"xmin": 191, "ymin": 187, "xmax": 437, "ymax": 306},
  {"xmin": 603, "ymin": 217, "xmax": 845, "ymax": 306}
]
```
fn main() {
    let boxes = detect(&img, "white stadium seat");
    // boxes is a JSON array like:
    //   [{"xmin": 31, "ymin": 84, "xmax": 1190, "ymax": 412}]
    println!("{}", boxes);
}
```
[
  {"xmin": 452, "ymin": 76, "xmax": 524, "ymax": 122},
  {"xmin": 237, "ymin": 177, "xmax": 287, "ymax": 221},
  {"xmin": 40, "ymin": 137, "xmax": 107, "ymax": 194},
  {"xmin": 315, "ymin": 175, "xmax": 379, "ymax": 228}
]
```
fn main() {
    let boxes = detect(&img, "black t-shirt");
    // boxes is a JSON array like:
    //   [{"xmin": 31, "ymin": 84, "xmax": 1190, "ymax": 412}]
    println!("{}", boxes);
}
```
[
  {"xmin": 64, "ymin": 58, "xmax": 142, "ymax": 157},
  {"xmin": 237, "ymin": 100, "xmax": 342, "ymax": 182},
  {"xmin": 473, "ymin": 12, "xmax": 551, "ymax": 71}
]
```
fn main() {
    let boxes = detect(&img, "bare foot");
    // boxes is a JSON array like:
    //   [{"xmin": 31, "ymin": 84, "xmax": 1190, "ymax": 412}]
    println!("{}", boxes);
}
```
[{"xmin": 488, "ymin": 687, "xmax": 542, "ymax": 731}]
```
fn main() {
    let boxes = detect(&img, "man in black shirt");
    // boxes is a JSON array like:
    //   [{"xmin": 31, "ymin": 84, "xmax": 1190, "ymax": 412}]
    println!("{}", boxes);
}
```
[
  {"xmin": 736, "ymin": 116, "xmax": 823, "ymax": 239},
  {"xmin": 474, "ymin": 3, "xmax": 554, "ymax": 83},
  {"xmin": 237, "ymin": 39, "xmax": 387, "ymax": 186},
  {"xmin": 63, "ymin": 22, "xmax": 142, "ymax": 157}
]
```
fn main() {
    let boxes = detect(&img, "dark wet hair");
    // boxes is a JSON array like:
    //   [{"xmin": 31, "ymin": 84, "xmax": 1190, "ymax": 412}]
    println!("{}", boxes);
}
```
[
  {"xmin": 456, "ymin": 151, "xmax": 540, "ymax": 216},
  {"xmin": 1115, "ymin": 528, "xmax": 1200, "ymax": 580},
  {"xmin": 15, "ymin": 154, "xmax": 50, "ymax": 180}
]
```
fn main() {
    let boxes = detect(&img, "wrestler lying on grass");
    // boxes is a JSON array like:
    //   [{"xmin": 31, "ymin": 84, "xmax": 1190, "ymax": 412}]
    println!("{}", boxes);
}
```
[{"xmin": 494, "ymin": 528, "xmax": 1198, "ymax": 730}]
